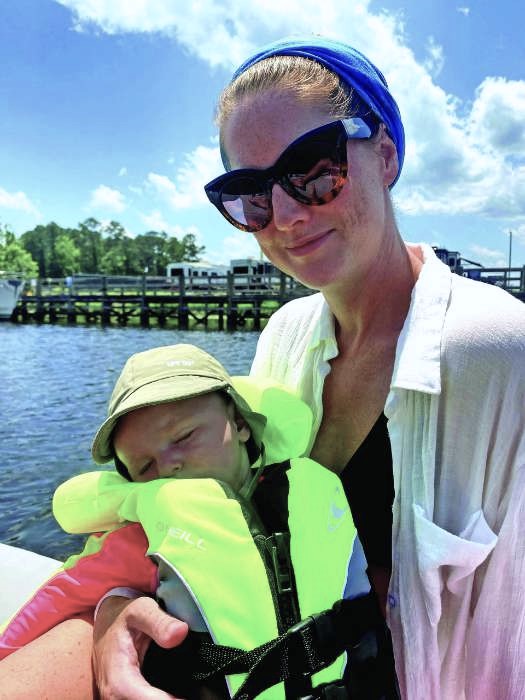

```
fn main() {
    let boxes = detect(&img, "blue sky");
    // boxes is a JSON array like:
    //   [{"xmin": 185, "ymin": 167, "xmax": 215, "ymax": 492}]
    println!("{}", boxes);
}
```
[{"xmin": 1, "ymin": 0, "xmax": 524, "ymax": 267}]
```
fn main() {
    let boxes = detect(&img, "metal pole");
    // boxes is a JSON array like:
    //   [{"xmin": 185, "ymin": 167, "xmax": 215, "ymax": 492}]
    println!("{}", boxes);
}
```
[{"xmin": 508, "ymin": 230, "xmax": 513, "ymax": 269}]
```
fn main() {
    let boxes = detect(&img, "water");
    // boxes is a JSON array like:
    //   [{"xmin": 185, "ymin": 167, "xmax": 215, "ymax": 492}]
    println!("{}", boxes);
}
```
[{"xmin": 0, "ymin": 324, "xmax": 259, "ymax": 560}]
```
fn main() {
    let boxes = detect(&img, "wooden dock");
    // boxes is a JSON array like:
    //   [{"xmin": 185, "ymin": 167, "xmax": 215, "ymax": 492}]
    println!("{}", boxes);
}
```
[
  {"xmin": 9, "ymin": 264, "xmax": 525, "ymax": 331},
  {"xmin": 11, "ymin": 272, "xmax": 313, "ymax": 331}
]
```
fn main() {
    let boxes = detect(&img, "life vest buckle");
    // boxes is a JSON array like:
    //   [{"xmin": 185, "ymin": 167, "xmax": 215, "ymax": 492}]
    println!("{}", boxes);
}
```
[
  {"xmin": 269, "ymin": 531, "xmax": 293, "ymax": 594},
  {"xmin": 285, "ymin": 608, "xmax": 341, "ymax": 678}
]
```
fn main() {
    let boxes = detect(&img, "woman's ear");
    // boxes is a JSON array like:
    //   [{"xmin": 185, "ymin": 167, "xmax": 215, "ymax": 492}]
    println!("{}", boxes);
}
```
[{"xmin": 378, "ymin": 124, "xmax": 399, "ymax": 187}]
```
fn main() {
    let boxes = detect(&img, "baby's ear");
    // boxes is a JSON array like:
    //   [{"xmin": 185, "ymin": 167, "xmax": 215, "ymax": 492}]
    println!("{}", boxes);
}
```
[{"xmin": 235, "ymin": 413, "xmax": 251, "ymax": 442}]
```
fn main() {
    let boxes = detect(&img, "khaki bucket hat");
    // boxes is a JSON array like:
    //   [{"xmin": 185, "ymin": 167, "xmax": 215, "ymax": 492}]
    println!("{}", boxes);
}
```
[{"xmin": 91, "ymin": 344, "xmax": 267, "ymax": 464}]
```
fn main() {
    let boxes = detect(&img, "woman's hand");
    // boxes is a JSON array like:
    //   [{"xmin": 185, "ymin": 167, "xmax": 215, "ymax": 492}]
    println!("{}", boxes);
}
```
[{"xmin": 93, "ymin": 596, "xmax": 189, "ymax": 700}]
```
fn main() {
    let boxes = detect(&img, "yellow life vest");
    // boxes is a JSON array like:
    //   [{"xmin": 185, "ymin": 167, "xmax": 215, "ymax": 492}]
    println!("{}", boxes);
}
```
[{"xmin": 54, "ymin": 380, "xmax": 357, "ymax": 699}]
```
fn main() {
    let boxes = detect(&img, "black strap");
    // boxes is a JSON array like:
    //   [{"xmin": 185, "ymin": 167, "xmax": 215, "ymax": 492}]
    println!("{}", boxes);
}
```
[{"xmin": 185, "ymin": 594, "xmax": 382, "ymax": 699}]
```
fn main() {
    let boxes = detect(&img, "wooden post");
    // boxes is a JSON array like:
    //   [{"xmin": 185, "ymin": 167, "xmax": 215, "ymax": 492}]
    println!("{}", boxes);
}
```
[
  {"xmin": 101, "ymin": 276, "xmax": 111, "ymax": 325},
  {"xmin": 20, "ymin": 300, "xmax": 28, "ymax": 322},
  {"xmin": 226, "ymin": 272, "xmax": 237, "ymax": 330},
  {"xmin": 140, "ymin": 274, "xmax": 149, "ymax": 327},
  {"xmin": 177, "ymin": 273, "xmax": 189, "ymax": 329},
  {"xmin": 34, "ymin": 279, "xmax": 45, "ymax": 322},
  {"xmin": 66, "ymin": 278, "xmax": 76, "ymax": 324},
  {"xmin": 253, "ymin": 301, "xmax": 261, "ymax": 331},
  {"xmin": 279, "ymin": 271, "xmax": 286, "ymax": 303}
]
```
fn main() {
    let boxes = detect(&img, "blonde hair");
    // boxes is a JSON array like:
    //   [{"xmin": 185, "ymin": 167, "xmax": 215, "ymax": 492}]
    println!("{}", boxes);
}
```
[
  {"xmin": 216, "ymin": 55, "xmax": 361, "ymax": 167},
  {"xmin": 216, "ymin": 55, "xmax": 353, "ymax": 130}
]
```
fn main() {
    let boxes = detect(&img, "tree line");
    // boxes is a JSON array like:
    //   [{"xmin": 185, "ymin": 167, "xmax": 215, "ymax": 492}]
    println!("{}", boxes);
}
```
[{"xmin": 0, "ymin": 218, "xmax": 205, "ymax": 278}]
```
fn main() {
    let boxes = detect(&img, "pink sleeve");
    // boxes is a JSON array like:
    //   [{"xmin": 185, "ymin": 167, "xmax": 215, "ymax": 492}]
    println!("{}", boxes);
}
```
[{"xmin": 0, "ymin": 523, "xmax": 158, "ymax": 659}]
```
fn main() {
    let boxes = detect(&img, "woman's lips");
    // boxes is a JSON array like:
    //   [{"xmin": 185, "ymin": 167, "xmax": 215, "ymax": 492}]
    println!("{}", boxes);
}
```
[{"xmin": 285, "ymin": 229, "xmax": 334, "ymax": 256}]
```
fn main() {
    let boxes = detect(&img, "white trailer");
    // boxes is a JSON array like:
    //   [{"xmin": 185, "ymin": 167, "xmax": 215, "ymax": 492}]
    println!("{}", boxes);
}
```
[{"xmin": 166, "ymin": 261, "xmax": 228, "ymax": 289}]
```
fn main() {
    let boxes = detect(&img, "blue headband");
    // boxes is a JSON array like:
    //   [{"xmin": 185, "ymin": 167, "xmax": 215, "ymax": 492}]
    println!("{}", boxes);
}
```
[{"xmin": 232, "ymin": 36, "xmax": 405, "ymax": 186}]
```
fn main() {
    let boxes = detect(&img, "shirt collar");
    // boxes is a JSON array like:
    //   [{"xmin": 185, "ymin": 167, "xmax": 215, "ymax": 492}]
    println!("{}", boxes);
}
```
[
  {"xmin": 390, "ymin": 244, "xmax": 452, "ymax": 394},
  {"xmin": 308, "ymin": 245, "xmax": 451, "ymax": 392},
  {"xmin": 308, "ymin": 293, "xmax": 338, "ymax": 360}
]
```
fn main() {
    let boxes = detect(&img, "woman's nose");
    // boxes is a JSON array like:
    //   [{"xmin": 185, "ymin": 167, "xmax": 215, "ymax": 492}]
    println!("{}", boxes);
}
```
[{"xmin": 271, "ymin": 183, "xmax": 311, "ymax": 231}]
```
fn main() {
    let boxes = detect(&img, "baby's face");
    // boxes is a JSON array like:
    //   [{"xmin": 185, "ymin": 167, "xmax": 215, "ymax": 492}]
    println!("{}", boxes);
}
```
[{"xmin": 113, "ymin": 393, "xmax": 251, "ymax": 491}]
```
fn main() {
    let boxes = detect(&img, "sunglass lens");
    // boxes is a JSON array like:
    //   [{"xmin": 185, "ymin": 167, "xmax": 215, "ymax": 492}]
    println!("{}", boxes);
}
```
[
  {"xmin": 221, "ymin": 177, "xmax": 272, "ymax": 232},
  {"xmin": 282, "ymin": 132, "xmax": 347, "ymax": 204}
]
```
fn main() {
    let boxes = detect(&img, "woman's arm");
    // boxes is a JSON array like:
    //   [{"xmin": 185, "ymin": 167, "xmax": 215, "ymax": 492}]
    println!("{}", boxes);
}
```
[
  {"xmin": 93, "ymin": 595, "xmax": 188, "ymax": 700},
  {"xmin": 0, "ymin": 598, "xmax": 188, "ymax": 700},
  {"xmin": 0, "ymin": 616, "xmax": 97, "ymax": 700}
]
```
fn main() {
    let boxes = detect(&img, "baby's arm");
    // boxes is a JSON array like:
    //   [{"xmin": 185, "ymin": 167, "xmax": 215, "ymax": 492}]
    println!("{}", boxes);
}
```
[{"xmin": 0, "ymin": 523, "xmax": 157, "ymax": 658}]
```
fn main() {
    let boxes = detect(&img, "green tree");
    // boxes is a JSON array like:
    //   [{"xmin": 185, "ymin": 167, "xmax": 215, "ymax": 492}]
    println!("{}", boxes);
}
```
[
  {"xmin": 165, "ymin": 232, "xmax": 204, "ymax": 264},
  {"xmin": 99, "ymin": 248, "xmax": 128, "ymax": 274},
  {"xmin": 55, "ymin": 234, "xmax": 81, "ymax": 274},
  {"xmin": 17, "ymin": 219, "xmax": 207, "ymax": 277},
  {"xmin": 134, "ymin": 231, "xmax": 169, "ymax": 275},
  {"xmin": 0, "ymin": 226, "xmax": 38, "ymax": 276},
  {"xmin": 72, "ymin": 218, "xmax": 104, "ymax": 273},
  {"xmin": 100, "ymin": 221, "xmax": 130, "ymax": 274},
  {"xmin": 20, "ymin": 221, "xmax": 78, "ymax": 277},
  {"xmin": 180, "ymin": 233, "xmax": 204, "ymax": 262}
]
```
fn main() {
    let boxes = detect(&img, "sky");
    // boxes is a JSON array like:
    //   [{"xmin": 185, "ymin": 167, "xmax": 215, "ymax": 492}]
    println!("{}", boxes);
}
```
[{"xmin": 1, "ymin": 0, "xmax": 525, "ymax": 267}]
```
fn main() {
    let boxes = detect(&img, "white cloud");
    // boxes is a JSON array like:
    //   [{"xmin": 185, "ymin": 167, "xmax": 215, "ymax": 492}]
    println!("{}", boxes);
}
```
[
  {"xmin": 118, "ymin": 166, "xmax": 127, "ymax": 177},
  {"xmin": 56, "ymin": 0, "xmax": 525, "ymax": 230},
  {"xmin": 424, "ymin": 36, "xmax": 444, "ymax": 78},
  {"xmin": 89, "ymin": 184, "xmax": 126, "ymax": 213},
  {"xmin": 468, "ymin": 244, "xmax": 506, "ymax": 267},
  {"xmin": 206, "ymin": 230, "xmax": 261, "ymax": 265},
  {"xmin": 53, "ymin": 1, "xmax": 417, "ymax": 72},
  {"xmin": 140, "ymin": 209, "xmax": 171, "ymax": 232},
  {"xmin": 147, "ymin": 143, "xmax": 222, "ymax": 209},
  {"xmin": 510, "ymin": 224, "xmax": 525, "ymax": 246},
  {"xmin": 469, "ymin": 77, "xmax": 525, "ymax": 155},
  {"xmin": 0, "ymin": 187, "xmax": 40, "ymax": 217},
  {"xmin": 139, "ymin": 209, "xmax": 202, "ymax": 239},
  {"xmin": 394, "ymin": 70, "xmax": 525, "ymax": 221}
]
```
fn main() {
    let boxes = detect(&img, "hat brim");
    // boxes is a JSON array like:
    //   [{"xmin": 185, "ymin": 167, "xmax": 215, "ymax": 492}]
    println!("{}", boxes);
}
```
[
  {"xmin": 92, "ymin": 374, "xmax": 268, "ymax": 466},
  {"xmin": 92, "ymin": 374, "xmax": 231, "ymax": 464}
]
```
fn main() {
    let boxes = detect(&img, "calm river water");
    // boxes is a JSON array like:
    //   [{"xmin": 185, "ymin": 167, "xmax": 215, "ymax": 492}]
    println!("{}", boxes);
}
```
[{"xmin": 0, "ymin": 324, "xmax": 260, "ymax": 560}]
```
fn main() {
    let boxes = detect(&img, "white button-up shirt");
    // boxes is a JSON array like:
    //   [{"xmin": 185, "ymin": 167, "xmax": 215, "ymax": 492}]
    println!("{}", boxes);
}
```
[{"xmin": 250, "ymin": 244, "xmax": 525, "ymax": 699}]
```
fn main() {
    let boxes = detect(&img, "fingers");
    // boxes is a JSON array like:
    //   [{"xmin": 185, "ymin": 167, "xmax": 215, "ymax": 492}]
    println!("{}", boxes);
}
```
[
  {"xmin": 126, "ymin": 598, "xmax": 189, "ymax": 649},
  {"xmin": 93, "ymin": 596, "xmax": 189, "ymax": 700},
  {"xmin": 98, "ymin": 664, "xmax": 181, "ymax": 700}
]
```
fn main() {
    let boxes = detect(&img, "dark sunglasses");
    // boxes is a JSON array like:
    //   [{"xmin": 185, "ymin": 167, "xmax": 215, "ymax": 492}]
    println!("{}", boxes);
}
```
[{"xmin": 204, "ymin": 117, "xmax": 379, "ymax": 233}]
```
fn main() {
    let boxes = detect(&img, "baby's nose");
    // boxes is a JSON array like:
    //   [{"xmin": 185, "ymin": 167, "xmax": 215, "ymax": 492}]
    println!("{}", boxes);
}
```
[{"xmin": 158, "ymin": 459, "xmax": 183, "ymax": 478}]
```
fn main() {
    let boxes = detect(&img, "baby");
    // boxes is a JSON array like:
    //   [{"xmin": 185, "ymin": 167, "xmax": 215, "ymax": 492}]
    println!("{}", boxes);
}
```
[{"xmin": 1, "ymin": 344, "xmax": 364, "ymax": 699}]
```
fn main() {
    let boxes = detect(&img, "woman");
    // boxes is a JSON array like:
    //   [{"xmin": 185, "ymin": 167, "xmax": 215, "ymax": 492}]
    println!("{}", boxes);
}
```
[
  {"xmin": 92, "ymin": 37, "xmax": 525, "ymax": 700},
  {"xmin": 3, "ymin": 36, "xmax": 525, "ymax": 700},
  {"xmin": 206, "ymin": 37, "xmax": 525, "ymax": 698}
]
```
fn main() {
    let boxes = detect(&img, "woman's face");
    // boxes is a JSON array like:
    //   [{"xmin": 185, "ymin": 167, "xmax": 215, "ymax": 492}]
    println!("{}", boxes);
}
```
[{"xmin": 221, "ymin": 90, "xmax": 398, "ymax": 292}]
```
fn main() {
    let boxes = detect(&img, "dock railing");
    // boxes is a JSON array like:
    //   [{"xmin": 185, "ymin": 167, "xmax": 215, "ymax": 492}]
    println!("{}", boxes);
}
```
[
  {"xmin": 25, "ymin": 270, "xmax": 310, "ymax": 299},
  {"xmin": 460, "ymin": 266, "xmax": 525, "ymax": 296},
  {"xmin": 14, "ymin": 265, "xmax": 524, "ymax": 330}
]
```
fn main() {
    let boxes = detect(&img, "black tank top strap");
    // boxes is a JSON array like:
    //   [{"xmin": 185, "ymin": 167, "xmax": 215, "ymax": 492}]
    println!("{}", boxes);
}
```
[{"xmin": 340, "ymin": 413, "xmax": 394, "ymax": 569}]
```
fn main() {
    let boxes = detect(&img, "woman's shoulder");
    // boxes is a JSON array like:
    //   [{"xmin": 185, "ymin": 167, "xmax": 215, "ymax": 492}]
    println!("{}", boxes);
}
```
[
  {"xmin": 444, "ymin": 275, "xmax": 525, "ymax": 355},
  {"xmin": 268, "ymin": 291, "xmax": 326, "ymax": 325},
  {"xmin": 258, "ymin": 292, "xmax": 326, "ymax": 348},
  {"xmin": 251, "ymin": 292, "xmax": 328, "ymax": 380},
  {"xmin": 440, "ymin": 277, "xmax": 525, "ymax": 399}
]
